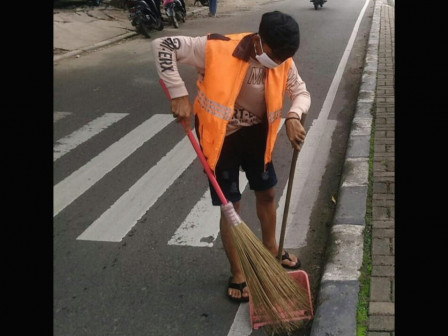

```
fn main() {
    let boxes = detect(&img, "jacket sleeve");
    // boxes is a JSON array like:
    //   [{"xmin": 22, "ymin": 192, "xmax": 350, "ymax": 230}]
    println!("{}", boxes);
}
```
[
  {"xmin": 285, "ymin": 61, "xmax": 311, "ymax": 120},
  {"xmin": 151, "ymin": 35, "xmax": 207, "ymax": 99}
]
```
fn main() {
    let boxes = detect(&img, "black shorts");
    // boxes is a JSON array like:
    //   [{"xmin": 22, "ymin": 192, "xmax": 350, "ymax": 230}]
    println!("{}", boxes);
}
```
[{"xmin": 196, "ymin": 118, "xmax": 278, "ymax": 206}]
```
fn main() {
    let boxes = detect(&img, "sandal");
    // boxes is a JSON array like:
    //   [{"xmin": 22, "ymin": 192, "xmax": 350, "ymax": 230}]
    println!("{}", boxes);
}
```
[
  {"xmin": 227, "ymin": 277, "xmax": 249, "ymax": 303},
  {"xmin": 279, "ymin": 250, "xmax": 301, "ymax": 270}
]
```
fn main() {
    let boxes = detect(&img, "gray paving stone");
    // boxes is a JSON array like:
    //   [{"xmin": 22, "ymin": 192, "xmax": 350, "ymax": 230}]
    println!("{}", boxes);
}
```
[
  {"xmin": 372, "ymin": 228, "xmax": 394, "ymax": 238},
  {"xmin": 341, "ymin": 158, "xmax": 369, "ymax": 187},
  {"xmin": 372, "ymin": 237, "xmax": 391, "ymax": 255},
  {"xmin": 368, "ymin": 316, "xmax": 394, "ymax": 331},
  {"xmin": 372, "ymin": 256, "xmax": 394, "ymax": 268},
  {"xmin": 333, "ymin": 186, "xmax": 368, "ymax": 225},
  {"xmin": 370, "ymin": 277, "xmax": 392, "ymax": 302},
  {"xmin": 310, "ymin": 280, "xmax": 359, "ymax": 336},
  {"xmin": 372, "ymin": 220, "xmax": 394, "ymax": 229},
  {"xmin": 346, "ymin": 136, "xmax": 371, "ymax": 158},
  {"xmin": 372, "ymin": 265, "xmax": 394, "ymax": 277},
  {"xmin": 369, "ymin": 302, "xmax": 395, "ymax": 315}
]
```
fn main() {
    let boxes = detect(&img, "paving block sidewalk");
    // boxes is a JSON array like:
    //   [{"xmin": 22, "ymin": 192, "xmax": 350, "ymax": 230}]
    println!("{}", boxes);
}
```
[{"xmin": 368, "ymin": 2, "xmax": 395, "ymax": 335}]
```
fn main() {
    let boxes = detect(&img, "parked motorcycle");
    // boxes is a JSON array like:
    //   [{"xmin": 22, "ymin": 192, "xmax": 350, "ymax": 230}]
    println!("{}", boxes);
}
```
[
  {"xmin": 163, "ymin": 0, "xmax": 186, "ymax": 29},
  {"xmin": 311, "ymin": 0, "xmax": 326, "ymax": 10},
  {"xmin": 126, "ymin": 0, "xmax": 164, "ymax": 38}
]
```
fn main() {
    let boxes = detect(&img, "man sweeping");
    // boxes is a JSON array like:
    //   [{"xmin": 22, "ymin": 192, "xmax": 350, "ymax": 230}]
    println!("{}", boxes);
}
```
[{"xmin": 152, "ymin": 11, "xmax": 311, "ymax": 303}]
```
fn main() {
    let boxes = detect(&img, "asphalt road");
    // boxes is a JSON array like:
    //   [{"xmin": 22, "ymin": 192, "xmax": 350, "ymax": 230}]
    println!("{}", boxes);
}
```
[{"xmin": 53, "ymin": 0, "xmax": 374, "ymax": 335}]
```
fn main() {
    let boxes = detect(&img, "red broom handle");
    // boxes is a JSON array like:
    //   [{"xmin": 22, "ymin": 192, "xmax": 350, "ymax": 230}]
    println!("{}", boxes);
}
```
[{"xmin": 159, "ymin": 79, "xmax": 228, "ymax": 205}]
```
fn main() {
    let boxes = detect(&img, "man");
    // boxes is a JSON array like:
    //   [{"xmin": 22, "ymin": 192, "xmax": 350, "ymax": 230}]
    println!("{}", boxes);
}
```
[{"xmin": 152, "ymin": 11, "xmax": 310, "ymax": 302}]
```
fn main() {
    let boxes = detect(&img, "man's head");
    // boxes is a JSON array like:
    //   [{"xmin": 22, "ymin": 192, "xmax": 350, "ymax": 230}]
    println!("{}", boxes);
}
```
[{"xmin": 258, "ymin": 11, "xmax": 300, "ymax": 63}]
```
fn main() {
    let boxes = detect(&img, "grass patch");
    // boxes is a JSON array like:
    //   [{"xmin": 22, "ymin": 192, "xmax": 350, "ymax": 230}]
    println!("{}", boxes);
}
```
[{"xmin": 356, "ymin": 102, "xmax": 376, "ymax": 336}]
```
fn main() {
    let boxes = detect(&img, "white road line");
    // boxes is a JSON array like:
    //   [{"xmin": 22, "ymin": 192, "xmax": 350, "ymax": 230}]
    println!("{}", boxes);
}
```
[
  {"xmin": 169, "ymin": 120, "xmax": 285, "ymax": 247},
  {"xmin": 276, "ymin": 119, "xmax": 337, "ymax": 249},
  {"xmin": 274, "ymin": 0, "xmax": 371, "ymax": 247},
  {"xmin": 77, "ymin": 133, "xmax": 197, "ymax": 242},
  {"xmin": 54, "ymin": 113, "xmax": 128, "ymax": 161},
  {"xmin": 53, "ymin": 112, "xmax": 72, "ymax": 122},
  {"xmin": 54, "ymin": 114, "xmax": 173, "ymax": 217},
  {"xmin": 226, "ymin": 303, "xmax": 252, "ymax": 336},
  {"xmin": 317, "ymin": 0, "xmax": 370, "ymax": 122}
]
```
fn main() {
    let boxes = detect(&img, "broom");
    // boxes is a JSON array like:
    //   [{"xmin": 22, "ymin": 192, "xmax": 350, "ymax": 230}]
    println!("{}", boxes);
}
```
[{"xmin": 159, "ymin": 79, "xmax": 311, "ymax": 334}]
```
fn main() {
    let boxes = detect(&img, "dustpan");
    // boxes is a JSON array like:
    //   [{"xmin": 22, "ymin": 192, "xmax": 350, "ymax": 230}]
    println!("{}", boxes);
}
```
[{"xmin": 249, "ymin": 270, "xmax": 313, "ymax": 330}]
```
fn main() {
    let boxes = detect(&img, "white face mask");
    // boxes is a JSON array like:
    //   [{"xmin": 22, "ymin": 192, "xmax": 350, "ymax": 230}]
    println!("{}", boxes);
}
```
[{"xmin": 254, "ymin": 39, "xmax": 279, "ymax": 69}]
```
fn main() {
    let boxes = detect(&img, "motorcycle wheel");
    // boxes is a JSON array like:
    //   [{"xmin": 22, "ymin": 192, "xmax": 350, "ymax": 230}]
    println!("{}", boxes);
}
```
[
  {"xmin": 314, "ymin": 2, "xmax": 319, "ymax": 10},
  {"xmin": 175, "ymin": 11, "xmax": 185, "ymax": 23},
  {"xmin": 154, "ymin": 17, "xmax": 164, "ymax": 31}
]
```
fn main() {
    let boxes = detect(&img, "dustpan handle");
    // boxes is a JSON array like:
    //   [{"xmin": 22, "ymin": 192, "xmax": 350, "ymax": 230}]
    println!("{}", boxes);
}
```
[
  {"xmin": 277, "ymin": 113, "xmax": 307, "ymax": 261},
  {"xmin": 159, "ymin": 79, "xmax": 228, "ymax": 205}
]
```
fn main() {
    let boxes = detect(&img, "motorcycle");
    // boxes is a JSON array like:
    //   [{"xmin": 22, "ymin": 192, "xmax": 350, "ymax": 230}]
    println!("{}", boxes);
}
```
[
  {"xmin": 311, "ymin": 0, "xmax": 326, "ymax": 10},
  {"xmin": 126, "ymin": 0, "xmax": 164, "ymax": 38},
  {"xmin": 163, "ymin": 0, "xmax": 186, "ymax": 29}
]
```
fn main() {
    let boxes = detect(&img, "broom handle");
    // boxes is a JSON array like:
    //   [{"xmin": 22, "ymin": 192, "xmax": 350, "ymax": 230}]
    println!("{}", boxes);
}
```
[
  {"xmin": 277, "ymin": 113, "xmax": 307, "ymax": 261},
  {"xmin": 159, "ymin": 79, "xmax": 228, "ymax": 205}
]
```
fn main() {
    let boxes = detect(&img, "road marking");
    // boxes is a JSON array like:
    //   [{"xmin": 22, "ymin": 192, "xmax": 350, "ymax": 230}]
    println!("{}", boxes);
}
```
[
  {"xmin": 317, "ymin": 0, "xmax": 370, "ymax": 122},
  {"xmin": 168, "ymin": 120, "xmax": 285, "ymax": 247},
  {"xmin": 227, "ymin": 303, "xmax": 252, "ymax": 336},
  {"xmin": 77, "ymin": 133, "xmax": 198, "ymax": 242},
  {"xmin": 276, "ymin": 119, "xmax": 337, "ymax": 249},
  {"xmin": 54, "ymin": 114, "xmax": 173, "ymax": 217},
  {"xmin": 274, "ymin": 0, "xmax": 371, "ymax": 247},
  {"xmin": 53, "ymin": 112, "xmax": 71, "ymax": 122},
  {"xmin": 54, "ymin": 113, "xmax": 128, "ymax": 161}
]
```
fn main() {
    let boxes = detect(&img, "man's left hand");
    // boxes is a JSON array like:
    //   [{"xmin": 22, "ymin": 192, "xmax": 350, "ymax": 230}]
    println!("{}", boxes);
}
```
[{"xmin": 285, "ymin": 113, "xmax": 306, "ymax": 151}]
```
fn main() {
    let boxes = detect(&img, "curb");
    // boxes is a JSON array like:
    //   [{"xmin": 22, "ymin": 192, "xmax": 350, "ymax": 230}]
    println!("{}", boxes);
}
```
[
  {"xmin": 309, "ymin": 0, "xmax": 384, "ymax": 335},
  {"xmin": 53, "ymin": 7, "xmax": 208, "ymax": 62},
  {"xmin": 54, "ymin": 31, "xmax": 138, "ymax": 62}
]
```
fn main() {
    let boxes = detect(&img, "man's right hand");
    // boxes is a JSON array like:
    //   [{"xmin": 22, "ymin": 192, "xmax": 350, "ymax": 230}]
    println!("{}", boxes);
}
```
[{"xmin": 170, "ymin": 95, "xmax": 191, "ymax": 132}]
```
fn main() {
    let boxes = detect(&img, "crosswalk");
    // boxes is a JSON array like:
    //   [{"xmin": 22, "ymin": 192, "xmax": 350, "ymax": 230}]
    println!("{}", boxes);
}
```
[
  {"xmin": 54, "ymin": 111, "xmax": 315, "ymax": 336},
  {"xmin": 54, "ymin": 113, "xmax": 297, "ymax": 248}
]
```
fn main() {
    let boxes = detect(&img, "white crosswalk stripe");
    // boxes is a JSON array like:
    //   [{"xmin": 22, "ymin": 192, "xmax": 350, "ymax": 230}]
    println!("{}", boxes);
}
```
[
  {"xmin": 77, "ymin": 132, "xmax": 198, "ymax": 242},
  {"xmin": 54, "ymin": 113, "xmax": 128, "ymax": 161},
  {"xmin": 53, "ymin": 114, "xmax": 173, "ymax": 217}
]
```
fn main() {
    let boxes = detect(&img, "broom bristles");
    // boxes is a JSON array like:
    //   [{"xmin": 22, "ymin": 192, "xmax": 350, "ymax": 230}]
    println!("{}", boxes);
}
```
[{"xmin": 230, "ymin": 220, "xmax": 312, "ymax": 335}]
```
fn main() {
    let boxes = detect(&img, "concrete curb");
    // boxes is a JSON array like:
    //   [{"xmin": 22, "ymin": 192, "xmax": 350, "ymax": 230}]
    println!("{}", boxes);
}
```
[
  {"xmin": 53, "ymin": 6, "xmax": 208, "ymax": 62},
  {"xmin": 309, "ymin": 0, "xmax": 384, "ymax": 335},
  {"xmin": 54, "ymin": 31, "xmax": 138, "ymax": 62}
]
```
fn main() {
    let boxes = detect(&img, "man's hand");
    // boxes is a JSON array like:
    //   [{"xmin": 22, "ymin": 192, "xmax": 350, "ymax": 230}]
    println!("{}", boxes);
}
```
[
  {"xmin": 285, "ymin": 113, "xmax": 306, "ymax": 151},
  {"xmin": 170, "ymin": 95, "xmax": 191, "ymax": 131}
]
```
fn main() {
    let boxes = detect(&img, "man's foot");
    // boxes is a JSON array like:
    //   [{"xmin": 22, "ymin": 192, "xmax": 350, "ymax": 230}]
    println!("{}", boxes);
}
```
[
  {"xmin": 227, "ymin": 276, "xmax": 249, "ymax": 302},
  {"xmin": 278, "ymin": 250, "xmax": 301, "ymax": 270}
]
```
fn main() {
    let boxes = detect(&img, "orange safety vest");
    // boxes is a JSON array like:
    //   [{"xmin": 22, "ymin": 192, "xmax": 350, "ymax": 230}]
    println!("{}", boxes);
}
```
[{"xmin": 194, "ymin": 32, "xmax": 292, "ymax": 172}]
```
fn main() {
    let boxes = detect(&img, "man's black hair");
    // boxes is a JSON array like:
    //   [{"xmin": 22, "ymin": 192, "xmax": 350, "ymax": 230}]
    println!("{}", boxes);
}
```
[{"xmin": 258, "ymin": 11, "xmax": 300, "ymax": 61}]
